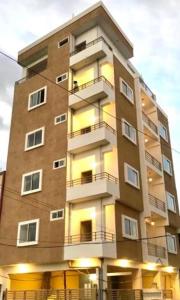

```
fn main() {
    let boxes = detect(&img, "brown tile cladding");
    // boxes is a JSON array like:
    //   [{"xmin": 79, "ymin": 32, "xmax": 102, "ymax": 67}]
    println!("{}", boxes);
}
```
[
  {"xmin": 113, "ymin": 56, "xmax": 143, "ymax": 212},
  {"xmin": 157, "ymin": 108, "xmax": 180, "ymax": 228},
  {"xmin": 115, "ymin": 202, "xmax": 142, "ymax": 261},
  {"xmin": 0, "ymin": 29, "xmax": 70, "ymax": 265}
]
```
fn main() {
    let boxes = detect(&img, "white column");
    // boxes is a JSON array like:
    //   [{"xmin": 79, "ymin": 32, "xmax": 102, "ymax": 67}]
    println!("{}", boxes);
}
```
[
  {"xmin": 173, "ymin": 272, "xmax": 180, "ymax": 300},
  {"xmin": 132, "ymin": 269, "xmax": 143, "ymax": 290}
]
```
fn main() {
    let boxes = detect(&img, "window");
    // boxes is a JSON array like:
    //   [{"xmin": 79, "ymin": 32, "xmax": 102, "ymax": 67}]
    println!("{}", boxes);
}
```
[
  {"xmin": 122, "ymin": 215, "xmax": 138, "ymax": 239},
  {"xmin": 54, "ymin": 113, "xmax": 67, "ymax": 125},
  {"xmin": 53, "ymin": 158, "xmax": 66, "ymax": 169},
  {"xmin": 159, "ymin": 122, "xmax": 168, "ymax": 141},
  {"xmin": 17, "ymin": 219, "xmax": 39, "ymax": 246},
  {"xmin": 56, "ymin": 73, "xmax": 68, "ymax": 84},
  {"xmin": 28, "ymin": 86, "xmax": 47, "ymax": 110},
  {"xmin": 167, "ymin": 233, "xmax": 177, "ymax": 254},
  {"xmin": 163, "ymin": 155, "xmax": 172, "ymax": 175},
  {"xmin": 166, "ymin": 192, "xmax": 176, "ymax": 213},
  {"xmin": 120, "ymin": 78, "xmax": 134, "ymax": 103},
  {"xmin": 124, "ymin": 163, "xmax": 140, "ymax": 189},
  {"xmin": 58, "ymin": 37, "xmax": 69, "ymax": 48},
  {"xmin": 122, "ymin": 119, "xmax": 137, "ymax": 144},
  {"xmin": 21, "ymin": 170, "xmax": 42, "ymax": 195},
  {"xmin": 25, "ymin": 127, "xmax": 45, "ymax": 151},
  {"xmin": 50, "ymin": 209, "xmax": 64, "ymax": 221}
]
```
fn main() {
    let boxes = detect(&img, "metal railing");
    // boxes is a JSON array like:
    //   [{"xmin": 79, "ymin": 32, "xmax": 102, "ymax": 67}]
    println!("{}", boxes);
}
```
[
  {"xmin": 147, "ymin": 242, "xmax": 166, "ymax": 258},
  {"xmin": 70, "ymin": 36, "xmax": 112, "ymax": 56},
  {"xmin": 139, "ymin": 77, "xmax": 156, "ymax": 101},
  {"xmin": 143, "ymin": 289, "xmax": 173, "ymax": 299},
  {"xmin": 106, "ymin": 289, "xmax": 143, "ymax": 300},
  {"xmin": 70, "ymin": 75, "xmax": 113, "ymax": 94},
  {"xmin": 6, "ymin": 289, "xmax": 97, "ymax": 300},
  {"xmin": 145, "ymin": 151, "xmax": 162, "ymax": 171},
  {"xmin": 149, "ymin": 194, "xmax": 166, "ymax": 212},
  {"xmin": 67, "ymin": 172, "xmax": 118, "ymax": 187},
  {"xmin": 142, "ymin": 112, "xmax": 158, "ymax": 134},
  {"xmin": 68, "ymin": 121, "xmax": 116, "ymax": 138},
  {"xmin": 65, "ymin": 231, "xmax": 115, "ymax": 245}
]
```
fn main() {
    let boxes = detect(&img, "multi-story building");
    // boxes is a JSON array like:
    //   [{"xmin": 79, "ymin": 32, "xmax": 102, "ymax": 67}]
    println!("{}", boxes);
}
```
[{"xmin": 0, "ymin": 2, "xmax": 180, "ymax": 300}]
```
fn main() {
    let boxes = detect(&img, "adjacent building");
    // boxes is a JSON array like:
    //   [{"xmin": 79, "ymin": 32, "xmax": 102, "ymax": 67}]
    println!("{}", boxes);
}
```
[{"xmin": 0, "ymin": 2, "xmax": 180, "ymax": 300}]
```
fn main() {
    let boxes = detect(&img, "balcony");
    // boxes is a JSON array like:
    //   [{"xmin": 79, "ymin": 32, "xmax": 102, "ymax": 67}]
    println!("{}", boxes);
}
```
[
  {"xmin": 69, "ymin": 76, "xmax": 114, "ymax": 109},
  {"xmin": 143, "ymin": 289, "xmax": 173, "ymax": 300},
  {"xmin": 64, "ymin": 231, "xmax": 116, "ymax": 259},
  {"xmin": 70, "ymin": 36, "xmax": 112, "ymax": 70},
  {"xmin": 66, "ymin": 172, "xmax": 119, "ymax": 202},
  {"xmin": 147, "ymin": 242, "xmax": 167, "ymax": 259},
  {"xmin": 107, "ymin": 290, "xmax": 143, "ymax": 300},
  {"xmin": 139, "ymin": 77, "xmax": 156, "ymax": 101},
  {"xmin": 145, "ymin": 151, "xmax": 162, "ymax": 175},
  {"xmin": 68, "ymin": 121, "xmax": 116, "ymax": 153},
  {"xmin": 142, "ymin": 112, "xmax": 158, "ymax": 138},
  {"xmin": 149, "ymin": 194, "xmax": 167, "ymax": 218}
]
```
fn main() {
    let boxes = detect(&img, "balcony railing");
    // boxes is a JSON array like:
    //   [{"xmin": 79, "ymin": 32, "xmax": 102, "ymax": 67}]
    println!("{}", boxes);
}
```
[
  {"xmin": 149, "ymin": 194, "xmax": 166, "ymax": 212},
  {"xmin": 142, "ymin": 112, "xmax": 158, "ymax": 134},
  {"xmin": 70, "ymin": 36, "xmax": 112, "ymax": 57},
  {"xmin": 65, "ymin": 231, "xmax": 115, "ymax": 245},
  {"xmin": 67, "ymin": 172, "xmax": 118, "ymax": 187},
  {"xmin": 139, "ymin": 77, "xmax": 156, "ymax": 101},
  {"xmin": 147, "ymin": 242, "xmax": 166, "ymax": 258},
  {"xmin": 70, "ymin": 75, "xmax": 113, "ymax": 94},
  {"xmin": 143, "ymin": 289, "xmax": 173, "ymax": 300},
  {"xmin": 106, "ymin": 289, "xmax": 143, "ymax": 300},
  {"xmin": 68, "ymin": 121, "xmax": 116, "ymax": 139},
  {"xmin": 145, "ymin": 151, "xmax": 162, "ymax": 171},
  {"xmin": 6, "ymin": 289, "xmax": 97, "ymax": 300}
]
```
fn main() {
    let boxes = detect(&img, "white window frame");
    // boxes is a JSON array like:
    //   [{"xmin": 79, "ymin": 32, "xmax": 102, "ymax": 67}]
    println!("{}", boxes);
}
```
[
  {"xmin": 120, "ymin": 78, "xmax": 134, "ymax": 104},
  {"xmin": 53, "ymin": 158, "xmax": 66, "ymax": 169},
  {"xmin": 58, "ymin": 37, "xmax": 69, "ymax": 48},
  {"xmin": 122, "ymin": 118, "xmax": 137, "ymax": 144},
  {"xmin": 28, "ymin": 86, "xmax": 47, "ymax": 111},
  {"xmin": 25, "ymin": 127, "xmax": 45, "ymax": 151},
  {"xmin": 163, "ymin": 155, "xmax": 173, "ymax": 176},
  {"xmin": 17, "ymin": 219, "xmax": 39, "ymax": 247},
  {"xmin": 166, "ymin": 192, "xmax": 176, "ymax": 213},
  {"xmin": 50, "ymin": 209, "xmax": 64, "ymax": 221},
  {"xmin": 159, "ymin": 122, "xmax": 168, "ymax": 142},
  {"xmin": 122, "ymin": 215, "xmax": 138, "ymax": 240},
  {"xmin": 54, "ymin": 113, "xmax": 67, "ymax": 125},
  {"xmin": 167, "ymin": 233, "xmax": 177, "ymax": 254},
  {"xmin": 56, "ymin": 73, "xmax": 68, "ymax": 84},
  {"xmin": 21, "ymin": 169, "xmax": 43, "ymax": 196},
  {"xmin": 124, "ymin": 163, "xmax": 140, "ymax": 189}
]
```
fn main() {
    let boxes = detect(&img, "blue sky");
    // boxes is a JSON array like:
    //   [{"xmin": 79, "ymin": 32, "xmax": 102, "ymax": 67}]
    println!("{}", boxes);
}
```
[{"xmin": 0, "ymin": 0, "xmax": 180, "ymax": 198}]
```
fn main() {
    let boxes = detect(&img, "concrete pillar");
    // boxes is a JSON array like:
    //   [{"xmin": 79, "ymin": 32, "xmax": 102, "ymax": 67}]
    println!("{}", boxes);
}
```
[
  {"xmin": 96, "ymin": 260, "xmax": 107, "ymax": 300},
  {"xmin": 132, "ymin": 269, "xmax": 143, "ymax": 290},
  {"xmin": 173, "ymin": 272, "xmax": 180, "ymax": 300}
]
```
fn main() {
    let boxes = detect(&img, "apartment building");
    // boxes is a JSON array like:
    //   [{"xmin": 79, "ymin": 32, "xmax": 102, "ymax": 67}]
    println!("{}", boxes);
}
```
[{"xmin": 0, "ymin": 2, "xmax": 180, "ymax": 300}]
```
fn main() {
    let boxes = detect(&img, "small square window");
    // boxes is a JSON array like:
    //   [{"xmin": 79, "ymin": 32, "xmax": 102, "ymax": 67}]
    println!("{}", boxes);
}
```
[
  {"xmin": 17, "ymin": 219, "xmax": 39, "ymax": 246},
  {"xmin": 53, "ymin": 158, "xmax": 66, "ymax": 169},
  {"xmin": 50, "ymin": 209, "xmax": 64, "ymax": 221},
  {"xmin": 21, "ymin": 170, "xmax": 42, "ymax": 195},
  {"xmin": 122, "ymin": 215, "xmax": 138, "ymax": 240},
  {"xmin": 167, "ymin": 233, "xmax": 177, "ymax": 254},
  {"xmin": 166, "ymin": 192, "xmax": 176, "ymax": 213},
  {"xmin": 120, "ymin": 78, "xmax": 134, "ymax": 103},
  {"xmin": 124, "ymin": 163, "xmax": 140, "ymax": 189},
  {"xmin": 54, "ymin": 113, "xmax": 67, "ymax": 125},
  {"xmin": 56, "ymin": 73, "xmax": 68, "ymax": 84},
  {"xmin": 28, "ymin": 86, "xmax": 47, "ymax": 110},
  {"xmin": 163, "ymin": 155, "xmax": 172, "ymax": 175},
  {"xmin": 58, "ymin": 37, "xmax": 69, "ymax": 48},
  {"xmin": 159, "ymin": 122, "xmax": 168, "ymax": 142},
  {"xmin": 122, "ymin": 119, "xmax": 137, "ymax": 144}
]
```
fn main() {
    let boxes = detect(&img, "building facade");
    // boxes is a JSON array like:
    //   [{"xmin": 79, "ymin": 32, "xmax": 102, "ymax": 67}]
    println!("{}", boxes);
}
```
[{"xmin": 0, "ymin": 2, "xmax": 180, "ymax": 300}]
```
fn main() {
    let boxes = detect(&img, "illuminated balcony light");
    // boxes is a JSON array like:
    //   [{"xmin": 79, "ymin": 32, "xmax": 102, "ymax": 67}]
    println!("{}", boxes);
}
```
[
  {"xmin": 145, "ymin": 263, "xmax": 157, "ymax": 271},
  {"xmin": 89, "ymin": 273, "xmax": 97, "ymax": 282},
  {"xmin": 145, "ymin": 138, "xmax": 148, "ymax": 143},
  {"xmin": 118, "ymin": 259, "xmax": 130, "ymax": 268},
  {"xmin": 164, "ymin": 266, "xmax": 175, "ymax": 273},
  {"xmin": 148, "ymin": 177, "xmax": 153, "ymax": 182},
  {"xmin": 16, "ymin": 264, "xmax": 30, "ymax": 273}
]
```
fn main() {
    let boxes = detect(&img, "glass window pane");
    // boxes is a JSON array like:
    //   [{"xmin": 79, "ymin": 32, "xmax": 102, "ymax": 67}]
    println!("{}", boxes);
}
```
[
  {"xmin": 32, "ymin": 173, "xmax": 40, "ymax": 190},
  {"xmin": 122, "ymin": 81, "xmax": 127, "ymax": 95},
  {"xmin": 19, "ymin": 224, "xmax": 28, "ymax": 242},
  {"xmin": 128, "ymin": 168, "xmax": 138, "ymax": 186},
  {"xmin": 125, "ymin": 219, "xmax": 131, "ymax": 235},
  {"xmin": 24, "ymin": 175, "xmax": 32, "ymax": 192},
  {"xmin": 27, "ymin": 133, "xmax": 35, "ymax": 148},
  {"xmin": 35, "ymin": 130, "xmax": 42, "ymax": 145},
  {"xmin": 28, "ymin": 223, "xmax": 36, "ymax": 241}
]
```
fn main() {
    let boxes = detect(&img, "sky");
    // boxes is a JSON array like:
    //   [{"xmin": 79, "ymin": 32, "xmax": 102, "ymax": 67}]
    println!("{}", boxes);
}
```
[{"xmin": 0, "ymin": 0, "xmax": 180, "ymax": 198}]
